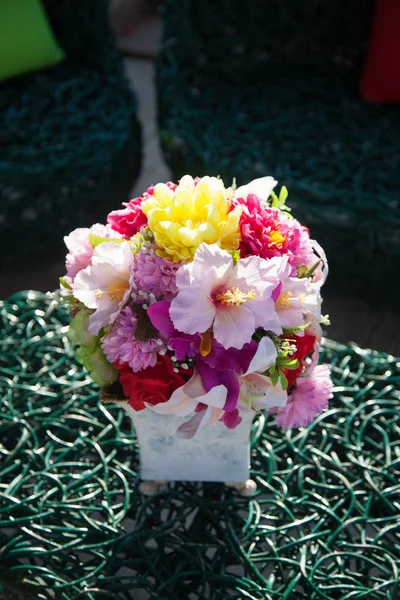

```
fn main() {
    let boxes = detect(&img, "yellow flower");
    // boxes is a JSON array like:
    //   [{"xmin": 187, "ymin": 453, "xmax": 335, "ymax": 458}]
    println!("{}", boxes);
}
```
[{"xmin": 141, "ymin": 175, "xmax": 242, "ymax": 262}]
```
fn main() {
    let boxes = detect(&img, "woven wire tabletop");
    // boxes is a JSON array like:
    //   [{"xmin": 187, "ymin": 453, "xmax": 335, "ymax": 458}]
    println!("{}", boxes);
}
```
[{"xmin": 0, "ymin": 291, "xmax": 399, "ymax": 600}]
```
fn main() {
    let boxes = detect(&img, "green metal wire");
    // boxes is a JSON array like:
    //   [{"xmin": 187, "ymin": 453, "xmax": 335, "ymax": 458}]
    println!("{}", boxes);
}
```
[
  {"xmin": 0, "ymin": 0, "xmax": 141, "ymax": 272},
  {"xmin": 156, "ymin": 0, "xmax": 400, "ymax": 306},
  {"xmin": 0, "ymin": 291, "xmax": 399, "ymax": 599}
]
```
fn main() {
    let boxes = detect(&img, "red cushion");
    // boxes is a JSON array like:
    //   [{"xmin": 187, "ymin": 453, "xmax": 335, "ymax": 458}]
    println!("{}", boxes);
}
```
[{"xmin": 360, "ymin": 0, "xmax": 400, "ymax": 103}]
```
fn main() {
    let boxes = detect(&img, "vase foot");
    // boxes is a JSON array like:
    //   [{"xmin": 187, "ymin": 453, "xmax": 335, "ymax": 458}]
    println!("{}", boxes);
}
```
[
  {"xmin": 139, "ymin": 480, "xmax": 168, "ymax": 496},
  {"xmin": 224, "ymin": 479, "xmax": 257, "ymax": 497}
]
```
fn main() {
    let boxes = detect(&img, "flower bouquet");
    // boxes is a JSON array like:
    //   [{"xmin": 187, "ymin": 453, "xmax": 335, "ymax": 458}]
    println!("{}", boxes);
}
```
[{"xmin": 60, "ymin": 175, "xmax": 333, "ymax": 491}]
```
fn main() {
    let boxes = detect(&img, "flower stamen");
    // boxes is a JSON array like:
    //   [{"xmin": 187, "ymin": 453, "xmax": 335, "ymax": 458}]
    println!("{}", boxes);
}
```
[
  {"xmin": 268, "ymin": 230, "xmax": 286, "ymax": 248},
  {"xmin": 276, "ymin": 290, "xmax": 292, "ymax": 308},
  {"xmin": 216, "ymin": 287, "xmax": 255, "ymax": 307},
  {"xmin": 107, "ymin": 282, "xmax": 129, "ymax": 302}
]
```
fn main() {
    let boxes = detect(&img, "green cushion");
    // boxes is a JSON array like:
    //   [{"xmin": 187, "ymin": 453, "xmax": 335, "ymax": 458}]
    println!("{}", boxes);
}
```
[{"xmin": 0, "ymin": 0, "xmax": 65, "ymax": 82}]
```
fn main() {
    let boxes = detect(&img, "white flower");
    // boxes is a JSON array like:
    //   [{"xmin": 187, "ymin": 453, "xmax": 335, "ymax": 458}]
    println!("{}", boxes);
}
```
[
  {"xmin": 72, "ymin": 241, "xmax": 134, "ymax": 335},
  {"xmin": 146, "ymin": 371, "xmax": 227, "ymax": 439},
  {"xmin": 238, "ymin": 337, "xmax": 287, "ymax": 411},
  {"xmin": 275, "ymin": 276, "xmax": 322, "ymax": 331},
  {"xmin": 235, "ymin": 176, "xmax": 278, "ymax": 202}
]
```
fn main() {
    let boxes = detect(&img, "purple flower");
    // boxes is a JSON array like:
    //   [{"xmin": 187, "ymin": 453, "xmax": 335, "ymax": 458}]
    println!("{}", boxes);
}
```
[
  {"xmin": 147, "ymin": 300, "xmax": 198, "ymax": 360},
  {"xmin": 131, "ymin": 252, "xmax": 180, "ymax": 301},
  {"xmin": 101, "ymin": 305, "xmax": 161, "ymax": 372}
]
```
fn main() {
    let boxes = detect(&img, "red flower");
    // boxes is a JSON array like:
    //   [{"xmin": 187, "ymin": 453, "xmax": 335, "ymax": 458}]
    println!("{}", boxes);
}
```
[
  {"xmin": 107, "ymin": 197, "xmax": 147, "ymax": 238},
  {"xmin": 283, "ymin": 332, "xmax": 316, "ymax": 387},
  {"xmin": 115, "ymin": 354, "xmax": 193, "ymax": 411}
]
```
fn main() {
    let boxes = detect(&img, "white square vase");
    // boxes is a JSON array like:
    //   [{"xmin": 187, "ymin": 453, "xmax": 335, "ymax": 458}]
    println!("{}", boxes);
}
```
[{"xmin": 123, "ymin": 405, "xmax": 255, "ymax": 483}]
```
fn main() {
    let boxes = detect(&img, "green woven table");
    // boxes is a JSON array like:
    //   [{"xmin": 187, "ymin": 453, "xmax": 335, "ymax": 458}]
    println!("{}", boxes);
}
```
[
  {"xmin": 0, "ymin": 0, "xmax": 141, "ymax": 273},
  {"xmin": 0, "ymin": 291, "xmax": 399, "ymax": 600},
  {"xmin": 156, "ymin": 0, "xmax": 400, "ymax": 306}
]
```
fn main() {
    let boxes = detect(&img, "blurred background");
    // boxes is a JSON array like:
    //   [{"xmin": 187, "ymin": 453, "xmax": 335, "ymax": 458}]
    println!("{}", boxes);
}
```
[{"xmin": 0, "ymin": 0, "xmax": 399, "ymax": 353}]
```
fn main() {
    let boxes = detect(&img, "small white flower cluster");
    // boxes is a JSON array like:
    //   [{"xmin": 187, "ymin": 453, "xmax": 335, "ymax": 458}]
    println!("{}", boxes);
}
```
[
  {"xmin": 169, "ymin": 350, "xmax": 194, "ymax": 374},
  {"xmin": 130, "ymin": 283, "xmax": 157, "ymax": 310}
]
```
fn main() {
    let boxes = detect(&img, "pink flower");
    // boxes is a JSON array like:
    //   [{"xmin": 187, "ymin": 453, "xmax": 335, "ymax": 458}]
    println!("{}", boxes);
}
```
[
  {"xmin": 101, "ymin": 305, "xmax": 161, "ymax": 372},
  {"xmin": 64, "ymin": 224, "xmax": 121, "ymax": 280},
  {"xmin": 170, "ymin": 243, "xmax": 286, "ymax": 350},
  {"xmin": 132, "ymin": 251, "xmax": 180, "ymax": 301},
  {"xmin": 272, "ymin": 365, "xmax": 333, "ymax": 429},
  {"xmin": 232, "ymin": 195, "xmax": 314, "ymax": 274},
  {"xmin": 107, "ymin": 197, "xmax": 147, "ymax": 238},
  {"xmin": 72, "ymin": 241, "xmax": 134, "ymax": 335}
]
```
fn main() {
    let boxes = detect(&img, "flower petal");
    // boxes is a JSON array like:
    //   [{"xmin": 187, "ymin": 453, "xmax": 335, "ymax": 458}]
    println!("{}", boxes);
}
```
[
  {"xmin": 170, "ymin": 289, "xmax": 215, "ymax": 334},
  {"xmin": 146, "ymin": 384, "xmax": 198, "ymax": 416},
  {"xmin": 242, "ymin": 374, "xmax": 287, "ymax": 410},
  {"xmin": 245, "ymin": 336, "xmax": 277, "ymax": 375},
  {"xmin": 177, "ymin": 406, "xmax": 224, "ymax": 439},
  {"xmin": 213, "ymin": 305, "xmax": 255, "ymax": 349},
  {"xmin": 147, "ymin": 301, "xmax": 175, "ymax": 337},
  {"xmin": 232, "ymin": 255, "xmax": 284, "ymax": 296},
  {"xmin": 197, "ymin": 360, "xmax": 240, "ymax": 411},
  {"xmin": 234, "ymin": 176, "xmax": 277, "ymax": 202},
  {"xmin": 202, "ymin": 341, "xmax": 258, "ymax": 373},
  {"xmin": 248, "ymin": 297, "xmax": 280, "ymax": 330}
]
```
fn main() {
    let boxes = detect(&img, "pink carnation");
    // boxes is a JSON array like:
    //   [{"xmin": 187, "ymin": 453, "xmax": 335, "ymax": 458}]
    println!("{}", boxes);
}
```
[
  {"xmin": 101, "ymin": 305, "xmax": 162, "ymax": 372},
  {"xmin": 64, "ymin": 223, "xmax": 121, "ymax": 280},
  {"xmin": 232, "ymin": 194, "xmax": 315, "ymax": 274},
  {"xmin": 131, "ymin": 251, "xmax": 180, "ymax": 301},
  {"xmin": 272, "ymin": 365, "xmax": 333, "ymax": 429},
  {"xmin": 107, "ymin": 197, "xmax": 147, "ymax": 238}
]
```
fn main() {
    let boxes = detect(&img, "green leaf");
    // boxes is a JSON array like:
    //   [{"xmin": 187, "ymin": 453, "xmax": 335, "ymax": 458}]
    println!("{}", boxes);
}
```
[
  {"xmin": 270, "ymin": 191, "xmax": 280, "ymax": 208},
  {"xmin": 297, "ymin": 265, "xmax": 309, "ymax": 279},
  {"xmin": 68, "ymin": 308, "xmax": 98, "ymax": 348},
  {"xmin": 228, "ymin": 249, "xmax": 241, "ymax": 265},
  {"xmin": 279, "ymin": 186, "xmax": 288, "ymax": 203},
  {"xmin": 88, "ymin": 233, "xmax": 125, "ymax": 248},
  {"xmin": 280, "ymin": 372, "xmax": 289, "ymax": 390},
  {"xmin": 281, "ymin": 359, "xmax": 300, "ymax": 370},
  {"xmin": 76, "ymin": 345, "xmax": 118, "ymax": 387},
  {"xmin": 297, "ymin": 259, "xmax": 322, "ymax": 280},
  {"xmin": 59, "ymin": 277, "xmax": 72, "ymax": 290},
  {"xmin": 270, "ymin": 367, "xmax": 279, "ymax": 387},
  {"xmin": 282, "ymin": 322, "xmax": 311, "ymax": 336},
  {"xmin": 320, "ymin": 314, "xmax": 331, "ymax": 326}
]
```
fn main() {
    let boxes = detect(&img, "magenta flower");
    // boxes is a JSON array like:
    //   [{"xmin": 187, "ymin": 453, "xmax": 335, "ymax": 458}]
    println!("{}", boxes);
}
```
[
  {"xmin": 101, "ymin": 305, "xmax": 161, "ymax": 372},
  {"xmin": 232, "ymin": 194, "xmax": 315, "ymax": 274},
  {"xmin": 107, "ymin": 197, "xmax": 147, "ymax": 238},
  {"xmin": 169, "ymin": 243, "xmax": 286, "ymax": 350},
  {"xmin": 147, "ymin": 300, "xmax": 199, "ymax": 360},
  {"xmin": 132, "ymin": 252, "xmax": 180, "ymax": 301},
  {"xmin": 148, "ymin": 299, "xmax": 260, "ymax": 373},
  {"xmin": 272, "ymin": 365, "xmax": 333, "ymax": 429}
]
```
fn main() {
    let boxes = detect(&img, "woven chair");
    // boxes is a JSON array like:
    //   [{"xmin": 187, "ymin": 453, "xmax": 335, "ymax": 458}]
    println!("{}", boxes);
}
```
[
  {"xmin": 0, "ymin": 0, "xmax": 141, "ymax": 272},
  {"xmin": 0, "ymin": 290, "xmax": 399, "ymax": 598},
  {"xmin": 157, "ymin": 0, "xmax": 400, "ymax": 305}
]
